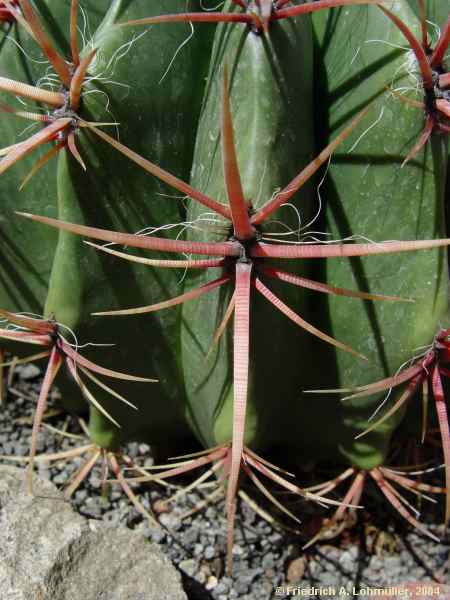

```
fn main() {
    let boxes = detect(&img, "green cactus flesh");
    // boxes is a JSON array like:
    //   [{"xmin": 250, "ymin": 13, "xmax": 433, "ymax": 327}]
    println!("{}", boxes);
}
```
[
  {"xmin": 45, "ymin": 0, "xmax": 214, "ymax": 446},
  {"xmin": 1, "ymin": 0, "xmax": 215, "ymax": 444},
  {"xmin": 182, "ymin": 3, "xmax": 315, "ymax": 451},
  {"xmin": 311, "ymin": 2, "xmax": 449, "ymax": 471}
]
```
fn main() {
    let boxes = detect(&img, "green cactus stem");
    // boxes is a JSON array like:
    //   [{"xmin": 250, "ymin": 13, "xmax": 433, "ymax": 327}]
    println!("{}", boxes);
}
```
[{"xmin": 17, "ymin": 69, "xmax": 450, "ymax": 568}]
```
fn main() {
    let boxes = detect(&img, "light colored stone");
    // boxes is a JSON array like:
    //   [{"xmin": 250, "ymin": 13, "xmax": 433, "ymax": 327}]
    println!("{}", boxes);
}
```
[{"xmin": 0, "ymin": 466, "xmax": 186, "ymax": 600}]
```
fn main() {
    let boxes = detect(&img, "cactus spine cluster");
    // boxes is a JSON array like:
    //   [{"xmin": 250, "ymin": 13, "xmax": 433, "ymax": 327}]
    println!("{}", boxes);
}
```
[{"xmin": 0, "ymin": 0, "xmax": 449, "ymax": 574}]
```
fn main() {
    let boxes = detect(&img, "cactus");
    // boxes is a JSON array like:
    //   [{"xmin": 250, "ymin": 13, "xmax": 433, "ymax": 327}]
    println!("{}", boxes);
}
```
[
  {"xmin": 0, "ymin": 0, "xmax": 449, "ymax": 577},
  {"xmin": 305, "ymin": 0, "xmax": 449, "ymax": 541}
]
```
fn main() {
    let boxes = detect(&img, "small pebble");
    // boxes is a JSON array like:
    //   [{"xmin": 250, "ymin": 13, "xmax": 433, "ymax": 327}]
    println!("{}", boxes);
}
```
[
  {"xmin": 159, "ymin": 513, "xmax": 181, "ymax": 531},
  {"xmin": 179, "ymin": 559, "xmax": 197, "ymax": 578},
  {"xmin": 206, "ymin": 575, "xmax": 218, "ymax": 590},
  {"xmin": 287, "ymin": 556, "xmax": 306, "ymax": 583},
  {"xmin": 19, "ymin": 364, "xmax": 41, "ymax": 380}
]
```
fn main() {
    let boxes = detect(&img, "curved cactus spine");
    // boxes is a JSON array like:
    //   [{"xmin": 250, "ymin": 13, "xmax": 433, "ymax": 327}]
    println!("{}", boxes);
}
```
[
  {"xmin": 305, "ymin": 465, "xmax": 445, "ymax": 548},
  {"xmin": 325, "ymin": 329, "xmax": 450, "ymax": 524},
  {"xmin": 0, "ymin": 1, "xmax": 98, "ymax": 173},
  {"xmin": 375, "ymin": 3, "xmax": 450, "ymax": 162},
  {"xmin": 117, "ymin": 0, "xmax": 385, "ymax": 34},
  {"xmin": 0, "ymin": 1, "xmax": 24, "ymax": 26}
]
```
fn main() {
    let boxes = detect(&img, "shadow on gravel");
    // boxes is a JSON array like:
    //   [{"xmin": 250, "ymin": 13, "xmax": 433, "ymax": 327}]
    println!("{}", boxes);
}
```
[{"xmin": 181, "ymin": 572, "xmax": 215, "ymax": 600}]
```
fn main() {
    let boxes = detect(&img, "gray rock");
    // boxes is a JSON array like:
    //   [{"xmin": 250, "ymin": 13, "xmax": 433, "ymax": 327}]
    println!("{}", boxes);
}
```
[
  {"xmin": 0, "ymin": 466, "xmax": 187, "ymax": 600},
  {"xmin": 58, "ymin": 524, "xmax": 187, "ymax": 600},
  {"xmin": 181, "ymin": 527, "xmax": 199, "ymax": 546},
  {"xmin": 261, "ymin": 552, "xmax": 275, "ymax": 569},
  {"xmin": 18, "ymin": 364, "xmax": 41, "ymax": 380},
  {"xmin": 179, "ymin": 559, "xmax": 197, "ymax": 578},
  {"xmin": 159, "ymin": 512, "xmax": 182, "ymax": 531},
  {"xmin": 214, "ymin": 581, "xmax": 230, "ymax": 594},
  {"xmin": 233, "ymin": 580, "xmax": 250, "ymax": 595},
  {"xmin": 204, "ymin": 545, "xmax": 215, "ymax": 560}
]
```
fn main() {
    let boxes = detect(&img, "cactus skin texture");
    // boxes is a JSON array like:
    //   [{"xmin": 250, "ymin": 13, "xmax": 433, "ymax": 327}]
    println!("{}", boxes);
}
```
[
  {"xmin": 1, "ymin": 0, "xmax": 450, "ymax": 576},
  {"xmin": 43, "ymin": 0, "xmax": 215, "ymax": 447},
  {"xmin": 0, "ymin": 0, "xmax": 113, "ymax": 317},
  {"xmin": 299, "ymin": 1, "xmax": 450, "ymax": 541},
  {"xmin": 182, "ymin": 1, "xmax": 315, "ymax": 452},
  {"xmin": 312, "ymin": 1, "xmax": 448, "ymax": 466},
  {"xmin": 0, "ymin": 0, "xmax": 214, "ymax": 444},
  {"xmin": 0, "ymin": 0, "xmax": 62, "ymax": 316}
]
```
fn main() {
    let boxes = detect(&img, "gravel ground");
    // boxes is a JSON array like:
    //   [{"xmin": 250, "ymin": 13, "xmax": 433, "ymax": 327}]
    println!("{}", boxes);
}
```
[{"xmin": 0, "ymin": 364, "xmax": 449, "ymax": 599}]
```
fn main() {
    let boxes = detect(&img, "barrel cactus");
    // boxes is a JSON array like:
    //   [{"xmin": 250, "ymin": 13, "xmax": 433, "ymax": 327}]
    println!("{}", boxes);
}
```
[{"xmin": 0, "ymin": 0, "xmax": 449, "ymax": 576}]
